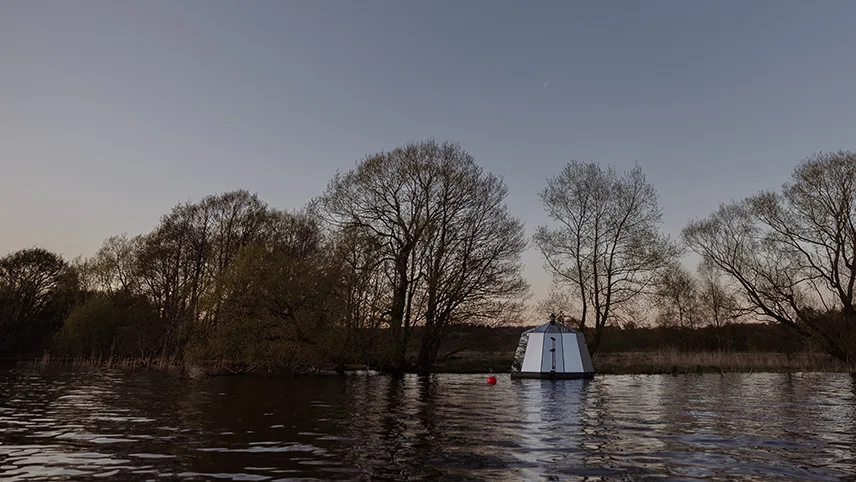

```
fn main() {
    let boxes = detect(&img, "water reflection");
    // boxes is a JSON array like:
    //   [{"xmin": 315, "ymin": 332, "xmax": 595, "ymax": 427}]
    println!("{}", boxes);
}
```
[{"xmin": 1, "ymin": 369, "xmax": 856, "ymax": 480}]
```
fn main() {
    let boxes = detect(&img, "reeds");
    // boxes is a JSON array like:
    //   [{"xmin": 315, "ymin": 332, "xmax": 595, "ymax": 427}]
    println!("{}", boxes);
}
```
[
  {"xmin": 593, "ymin": 349, "xmax": 855, "ymax": 374},
  {"xmin": 23, "ymin": 350, "xmax": 856, "ymax": 375},
  {"xmin": 31, "ymin": 354, "xmax": 184, "ymax": 371}
]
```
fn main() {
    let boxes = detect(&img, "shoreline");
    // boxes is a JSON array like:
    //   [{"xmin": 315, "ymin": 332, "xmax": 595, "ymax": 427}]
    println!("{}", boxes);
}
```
[{"xmin": 4, "ymin": 350, "xmax": 854, "ymax": 376}]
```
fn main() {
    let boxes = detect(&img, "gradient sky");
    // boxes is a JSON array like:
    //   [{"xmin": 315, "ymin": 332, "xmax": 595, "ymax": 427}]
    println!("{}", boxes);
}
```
[{"xmin": 2, "ymin": 0, "xmax": 855, "ymax": 302}]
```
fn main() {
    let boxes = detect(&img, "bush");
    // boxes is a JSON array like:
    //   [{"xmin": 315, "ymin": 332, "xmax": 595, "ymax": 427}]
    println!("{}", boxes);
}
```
[{"xmin": 55, "ymin": 293, "xmax": 161, "ymax": 358}]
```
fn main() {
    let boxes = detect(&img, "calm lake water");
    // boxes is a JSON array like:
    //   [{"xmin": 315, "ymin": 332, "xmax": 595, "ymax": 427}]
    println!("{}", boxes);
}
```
[{"xmin": 1, "ymin": 369, "xmax": 855, "ymax": 481}]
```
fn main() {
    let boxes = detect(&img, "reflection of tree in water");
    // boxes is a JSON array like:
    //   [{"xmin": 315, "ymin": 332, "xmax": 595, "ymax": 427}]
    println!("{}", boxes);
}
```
[
  {"xmin": 339, "ymin": 374, "xmax": 407, "ymax": 478},
  {"xmin": 573, "ymin": 373, "xmax": 856, "ymax": 481},
  {"xmin": 168, "ymin": 374, "xmax": 355, "ymax": 478},
  {"xmin": 848, "ymin": 374, "xmax": 856, "ymax": 467},
  {"xmin": 413, "ymin": 374, "xmax": 440, "ymax": 462},
  {"xmin": 343, "ymin": 374, "xmax": 451, "ymax": 480},
  {"xmin": 782, "ymin": 372, "xmax": 856, "ymax": 475},
  {"xmin": 340, "ymin": 374, "xmax": 526, "ymax": 480},
  {"xmin": 6, "ymin": 371, "xmax": 856, "ymax": 480}
]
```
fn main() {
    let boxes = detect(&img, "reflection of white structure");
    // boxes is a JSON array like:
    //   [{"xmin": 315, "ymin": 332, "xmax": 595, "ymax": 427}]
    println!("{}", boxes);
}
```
[{"xmin": 510, "ymin": 316, "xmax": 594, "ymax": 379}]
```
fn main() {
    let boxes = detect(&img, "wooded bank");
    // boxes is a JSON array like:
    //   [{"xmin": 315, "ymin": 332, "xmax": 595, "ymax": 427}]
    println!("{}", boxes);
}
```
[{"xmin": 3, "ymin": 143, "xmax": 856, "ymax": 372}]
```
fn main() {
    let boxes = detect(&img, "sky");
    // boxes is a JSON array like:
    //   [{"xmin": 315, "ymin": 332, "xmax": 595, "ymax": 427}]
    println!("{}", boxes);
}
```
[{"xmin": 2, "ymin": 0, "xmax": 856, "ymax": 303}]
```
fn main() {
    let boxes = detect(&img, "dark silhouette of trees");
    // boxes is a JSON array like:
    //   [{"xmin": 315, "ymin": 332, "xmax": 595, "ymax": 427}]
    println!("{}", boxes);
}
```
[
  {"xmin": 187, "ymin": 210, "xmax": 346, "ymax": 372},
  {"xmin": 653, "ymin": 264, "xmax": 699, "ymax": 331},
  {"xmin": 684, "ymin": 150, "xmax": 856, "ymax": 363},
  {"xmin": 414, "ymin": 148, "xmax": 528, "ymax": 371},
  {"xmin": 534, "ymin": 161, "xmax": 679, "ymax": 355},
  {"xmin": 321, "ymin": 143, "xmax": 435, "ymax": 370},
  {"xmin": 322, "ymin": 139, "xmax": 528, "ymax": 372},
  {"xmin": 6, "ymin": 144, "xmax": 856, "ymax": 373},
  {"xmin": 0, "ymin": 248, "xmax": 77, "ymax": 356}
]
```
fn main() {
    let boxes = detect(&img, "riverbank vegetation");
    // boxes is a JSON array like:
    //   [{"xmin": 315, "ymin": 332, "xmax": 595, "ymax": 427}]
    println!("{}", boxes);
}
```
[
  {"xmin": 2, "ymin": 140, "xmax": 528, "ymax": 374},
  {"xmin": 2, "ymin": 143, "xmax": 856, "ymax": 374}
]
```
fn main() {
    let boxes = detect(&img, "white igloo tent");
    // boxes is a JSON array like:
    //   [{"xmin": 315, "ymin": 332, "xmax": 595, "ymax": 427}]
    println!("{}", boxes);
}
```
[{"xmin": 510, "ymin": 315, "xmax": 594, "ymax": 379}]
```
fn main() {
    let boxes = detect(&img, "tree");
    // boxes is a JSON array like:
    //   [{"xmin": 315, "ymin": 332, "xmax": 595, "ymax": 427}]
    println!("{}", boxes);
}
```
[
  {"xmin": 86, "ymin": 234, "xmax": 144, "ymax": 298},
  {"xmin": 534, "ymin": 161, "xmax": 679, "ymax": 354},
  {"xmin": 330, "ymin": 225, "xmax": 393, "ymax": 364},
  {"xmin": 653, "ymin": 264, "xmax": 699, "ymax": 331},
  {"xmin": 683, "ymin": 150, "xmax": 856, "ymax": 363},
  {"xmin": 321, "ymin": 142, "xmax": 436, "ymax": 370},
  {"xmin": 132, "ymin": 190, "xmax": 278, "ymax": 356},
  {"xmin": 534, "ymin": 284, "xmax": 580, "ymax": 324},
  {"xmin": 58, "ymin": 237, "xmax": 163, "ymax": 360},
  {"xmin": 322, "ymin": 139, "xmax": 528, "ymax": 371},
  {"xmin": 187, "ymin": 210, "xmax": 345, "ymax": 372},
  {"xmin": 55, "ymin": 292, "xmax": 160, "ymax": 359},
  {"xmin": 0, "ymin": 248, "xmax": 77, "ymax": 355},
  {"xmin": 696, "ymin": 261, "xmax": 742, "ymax": 349},
  {"xmin": 414, "ymin": 149, "xmax": 528, "ymax": 371}
]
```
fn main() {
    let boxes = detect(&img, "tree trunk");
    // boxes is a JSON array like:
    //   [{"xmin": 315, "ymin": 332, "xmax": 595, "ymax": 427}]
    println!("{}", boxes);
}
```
[
  {"xmin": 416, "ymin": 332, "xmax": 436, "ymax": 374},
  {"xmin": 387, "ymin": 253, "xmax": 411, "ymax": 373},
  {"xmin": 588, "ymin": 325, "xmax": 604, "ymax": 356}
]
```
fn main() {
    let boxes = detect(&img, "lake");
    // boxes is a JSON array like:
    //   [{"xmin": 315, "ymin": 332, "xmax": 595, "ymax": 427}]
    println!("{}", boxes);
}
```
[{"xmin": 1, "ymin": 368, "xmax": 855, "ymax": 481}]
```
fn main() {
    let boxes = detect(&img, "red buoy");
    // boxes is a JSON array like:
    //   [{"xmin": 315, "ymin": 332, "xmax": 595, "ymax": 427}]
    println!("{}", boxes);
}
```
[{"xmin": 487, "ymin": 375, "xmax": 497, "ymax": 385}]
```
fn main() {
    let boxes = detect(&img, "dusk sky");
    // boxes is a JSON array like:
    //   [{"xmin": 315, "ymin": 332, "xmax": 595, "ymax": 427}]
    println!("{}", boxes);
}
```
[{"xmin": 2, "ymin": 1, "xmax": 855, "ymax": 302}]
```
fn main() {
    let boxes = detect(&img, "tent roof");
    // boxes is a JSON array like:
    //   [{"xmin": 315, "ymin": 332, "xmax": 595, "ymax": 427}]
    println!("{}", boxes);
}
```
[{"xmin": 522, "ymin": 319, "xmax": 578, "ymax": 334}]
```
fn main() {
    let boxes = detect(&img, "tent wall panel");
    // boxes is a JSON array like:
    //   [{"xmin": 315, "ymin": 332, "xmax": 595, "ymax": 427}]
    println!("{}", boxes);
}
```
[
  {"xmin": 521, "ymin": 333, "xmax": 544, "ymax": 372},
  {"xmin": 577, "ymin": 333, "xmax": 594, "ymax": 373},
  {"xmin": 562, "ymin": 333, "xmax": 585, "ymax": 373}
]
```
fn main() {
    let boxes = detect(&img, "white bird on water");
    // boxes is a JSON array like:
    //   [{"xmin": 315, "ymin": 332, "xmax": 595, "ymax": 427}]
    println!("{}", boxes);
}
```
[{"xmin": 544, "ymin": 80, "xmax": 549, "ymax": 88}]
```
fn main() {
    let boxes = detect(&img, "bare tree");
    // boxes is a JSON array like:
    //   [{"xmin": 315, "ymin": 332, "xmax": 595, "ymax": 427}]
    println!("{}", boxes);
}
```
[
  {"xmin": 683, "ymin": 150, "xmax": 856, "ymax": 363},
  {"xmin": 329, "ymin": 225, "xmax": 390, "ymax": 364},
  {"xmin": 415, "ymin": 151, "xmax": 528, "ymax": 370},
  {"xmin": 534, "ymin": 161, "xmax": 679, "ymax": 354},
  {"xmin": 535, "ymin": 284, "xmax": 581, "ymax": 325},
  {"xmin": 653, "ymin": 263, "xmax": 699, "ymax": 331},
  {"xmin": 321, "ymin": 141, "xmax": 441, "ymax": 370},
  {"xmin": 87, "ymin": 234, "xmax": 144, "ymax": 298},
  {"xmin": 322, "ymin": 139, "xmax": 528, "ymax": 371},
  {"xmin": 696, "ymin": 261, "xmax": 743, "ymax": 349}
]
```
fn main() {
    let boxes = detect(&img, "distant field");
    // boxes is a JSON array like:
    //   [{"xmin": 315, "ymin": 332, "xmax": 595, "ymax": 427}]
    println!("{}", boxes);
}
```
[{"xmin": 427, "ymin": 325, "xmax": 853, "ymax": 374}]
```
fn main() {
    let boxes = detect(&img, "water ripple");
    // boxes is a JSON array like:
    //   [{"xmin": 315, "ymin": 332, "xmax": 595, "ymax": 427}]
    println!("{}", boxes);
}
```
[{"xmin": 1, "ymin": 369, "xmax": 856, "ymax": 480}]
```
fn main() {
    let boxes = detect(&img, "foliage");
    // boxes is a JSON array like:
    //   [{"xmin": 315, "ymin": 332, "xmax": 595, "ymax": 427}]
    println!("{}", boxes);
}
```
[
  {"xmin": 185, "ymin": 212, "xmax": 347, "ymax": 371},
  {"xmin": 5, "ymin": 144, "xmax": 856, "ymax": 373},
  {"xmin": 55, "ymin": 292, "xmax": 161, "ymax": 358},
  {"xmin": 0, "ymin": 248, "xmax": 77, "ymax": 356}
]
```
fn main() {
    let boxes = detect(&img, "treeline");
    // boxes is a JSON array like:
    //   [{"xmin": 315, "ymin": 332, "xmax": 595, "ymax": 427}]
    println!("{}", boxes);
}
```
[
  {"xmin": 2, "ymin": 142, "xmax": 856, "ymax": 372},
  {"xmin": 534, "ymin": 150, "xmax": 856, "ymax": 365},
  {"xmin": 596, "ymin": 324, "xmax": 808, "ymax": 354},
  {"xmin": 1, "ymin": 140, "xmax": 528, "ymax": 373},
  {"xmin": 425, "ymin": 323, "xmax": 810, "ymax": 357}
]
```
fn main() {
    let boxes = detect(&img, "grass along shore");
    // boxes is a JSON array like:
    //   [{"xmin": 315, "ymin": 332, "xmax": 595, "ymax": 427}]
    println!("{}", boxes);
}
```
[
  {"xmin": 8, "ymin": 350, "xmax": 855, "ymax": 375},
  {"xmin": 593, "ymin": 350, "xmax": 855, "ymax": 374},
  {"xmin": 433, "ymin": 349, "xmax": 856, "ymax": 374}
]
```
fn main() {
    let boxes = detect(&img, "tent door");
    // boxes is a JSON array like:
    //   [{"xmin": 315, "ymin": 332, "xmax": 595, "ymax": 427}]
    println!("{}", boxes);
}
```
[{"xmin": 541, "ymin": 335, "xmax": 565, "ymax": 373}]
